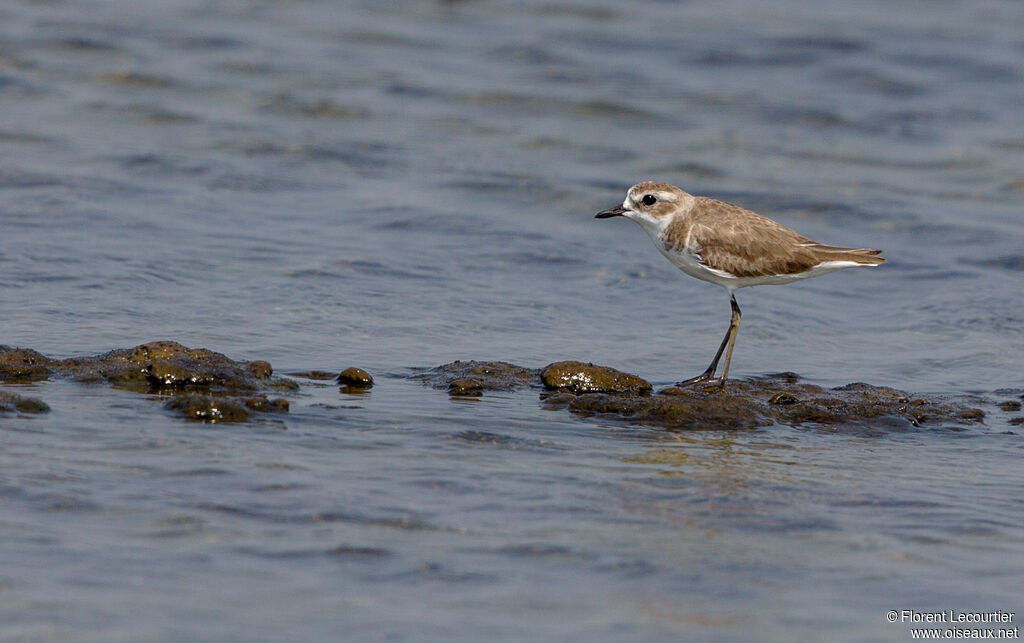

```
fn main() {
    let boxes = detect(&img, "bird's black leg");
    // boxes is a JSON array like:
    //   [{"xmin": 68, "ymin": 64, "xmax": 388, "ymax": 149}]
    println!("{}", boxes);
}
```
[{"xmin": 676, "ymin": 295, "xmax": 741, "ymax": 388}]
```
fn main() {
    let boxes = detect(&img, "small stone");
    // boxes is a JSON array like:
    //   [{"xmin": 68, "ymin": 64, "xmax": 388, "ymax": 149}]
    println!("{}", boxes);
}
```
[
  {"xmin": 248, "ymin": 361, "xmax": 273, "ymax": 379},
  {"xmin": 998, "ymin": 400, "xmax": 1022, "ymax": 412},
  {"xmin": 337, "ymin": 367, "xmax": 373, "ymax": 388},
  {"xmin": 1009, "ymin": 418, "xmax": 1024, "ymax": 426}
]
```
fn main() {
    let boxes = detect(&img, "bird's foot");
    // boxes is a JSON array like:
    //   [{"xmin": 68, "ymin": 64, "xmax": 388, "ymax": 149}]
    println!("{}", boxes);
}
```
[{"xmin": 674, "ymin": 371, "xmax": 726, "ymax": 388}]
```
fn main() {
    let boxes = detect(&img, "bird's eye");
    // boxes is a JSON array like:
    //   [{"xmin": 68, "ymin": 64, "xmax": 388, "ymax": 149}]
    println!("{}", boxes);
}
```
[{"xmin": 642, "ymin": 194, "xmax": 657, "ymax": 206}]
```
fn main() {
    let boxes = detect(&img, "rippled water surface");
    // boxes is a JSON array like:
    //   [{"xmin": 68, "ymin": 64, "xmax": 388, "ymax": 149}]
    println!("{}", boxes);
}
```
[{"xmin": 2, "ymin": 0, "xmax": 1023, "ymax": 640}]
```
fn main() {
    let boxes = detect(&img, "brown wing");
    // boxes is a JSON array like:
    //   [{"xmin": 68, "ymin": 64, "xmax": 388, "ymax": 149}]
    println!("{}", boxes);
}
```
[{"xmin": 676, "ymin": 198, "xmax": 825, "ymax": 278}]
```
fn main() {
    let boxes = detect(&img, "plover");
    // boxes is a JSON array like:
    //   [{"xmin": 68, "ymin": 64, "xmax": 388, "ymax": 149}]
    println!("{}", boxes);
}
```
[{"xmin": 596, "ymin": 181, "xmax": 884, "ymax": 386}]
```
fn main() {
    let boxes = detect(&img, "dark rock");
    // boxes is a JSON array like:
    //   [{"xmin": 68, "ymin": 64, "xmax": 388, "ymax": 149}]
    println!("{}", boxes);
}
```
[
  {"xmin": 418, "ymin": 360, "xmax": 540, "ymax": 393},
  {"xmin": 4, "ymin": 341, "xmax": 297, "ymax": 423},
  {"xmin": 0, "ymin": 347, "xmax": 54, "ymax": 382},
  {"xmin": 541, "ymin": 361, "xmax": 652, "ymax": 395},
  {"xmin": 561, "ymin": 375, "xmax": 986, "ymax": 432},
  {"xmin": 56, "ymin": 341, "xmax": 298, "ymax": 394},
  {"xmin": 998, "ymin": 400, "xmax": 1022, "ymax": 412},
  {"xmin": 337, "ymin": 367, "xmax": 373, "ymax": 388},
  {"xmin": 1009, "ymin": 418, "xmax": 1024, "ymax": 426},
  {"xmin": 0, "ymin": 390, "xmax": 50, "ymax": 414}
]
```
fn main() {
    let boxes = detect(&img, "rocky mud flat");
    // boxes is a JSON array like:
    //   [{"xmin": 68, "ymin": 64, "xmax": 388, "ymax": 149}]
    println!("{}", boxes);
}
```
[
  {"xmin": 419, "ymin": 360, "xmax": 1015, "ymax": 433},
  {"xmin": 2, "ymin": 343, "xmax": 1020, "ymax": 431},
  {"xmin": 0, "ymin": 341, "xmax": 295, "ymax": 422}
]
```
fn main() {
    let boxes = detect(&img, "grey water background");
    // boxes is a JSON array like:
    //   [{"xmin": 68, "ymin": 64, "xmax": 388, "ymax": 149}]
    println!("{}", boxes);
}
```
[{"xmin": 1, "ymin": 0, "xmax": 1023, "ymax": 640}]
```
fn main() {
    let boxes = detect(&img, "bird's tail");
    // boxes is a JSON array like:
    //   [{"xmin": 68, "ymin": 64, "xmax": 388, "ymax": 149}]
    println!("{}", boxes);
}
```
[{"xmin": 806, "ymin": 244, "xmax": 885, "ymax": 265}]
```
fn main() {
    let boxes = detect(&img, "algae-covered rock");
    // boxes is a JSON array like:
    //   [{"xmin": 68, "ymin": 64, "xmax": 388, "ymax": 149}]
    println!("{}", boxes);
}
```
[
  {"xmin": 418, "ymin": 360, "xmax": 540, "ymax": 394},
  {"xmin": 58, "ymin": 341, "xmax": 298, "ymax": 395},
  {"xmin": 0, "ymin": 347, "xmax": 54, "ymax": 382},
  {"xmin": 337, "ymin": 367, "xmax": 373, "ymax": 388},
  {"xmin": 541, "ymin": 361, "xmax": 652, "ymax": 395},
  {"xmin": 0, "ymin": 390, "xmax": 50, "ymax": 414},
  {"xmin": 4, "ymin": 341, "xmax": 297, "ymax": 423},
  {"xmin": 564, "ymin": 373, "xmax": 987, "ymax": 431}
]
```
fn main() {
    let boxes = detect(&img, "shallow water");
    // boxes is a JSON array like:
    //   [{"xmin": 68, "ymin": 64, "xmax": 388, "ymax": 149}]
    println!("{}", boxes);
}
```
[{"xmin": 1, "ymin": 0, "xmax": 1023, "ymax": 640}]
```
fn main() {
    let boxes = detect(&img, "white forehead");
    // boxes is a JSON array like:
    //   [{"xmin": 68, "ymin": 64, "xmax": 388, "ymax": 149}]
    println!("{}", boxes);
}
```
[{"xmin": 627, "ymin": 185, "xmax": 676, "ymax": 202}]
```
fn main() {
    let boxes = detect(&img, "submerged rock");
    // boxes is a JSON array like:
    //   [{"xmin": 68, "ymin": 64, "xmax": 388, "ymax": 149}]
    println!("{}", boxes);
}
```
[
  {"xmin": 417, "ymin": 360, "xmax": 540, "ymax": 395},
  {"xmin": 165, "ymin": 395, "xmax": 249, "ymax": 423},
  {"xmin": 165, "ymin": 394, "xmax": 290, "ymax": 423},
  {"xmin": 0, "ymin": 390, "xmax": 50, "ymax": 414},
  {"xmin": 541, "ymin": 361, "xmax": 652, "ymax": 395}
]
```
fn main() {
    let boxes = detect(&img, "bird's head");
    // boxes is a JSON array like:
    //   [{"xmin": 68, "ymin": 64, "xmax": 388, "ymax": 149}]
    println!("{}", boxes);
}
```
[{"xmin": 595, "ymin": 182, "xmax": 694, "ymax": 229}]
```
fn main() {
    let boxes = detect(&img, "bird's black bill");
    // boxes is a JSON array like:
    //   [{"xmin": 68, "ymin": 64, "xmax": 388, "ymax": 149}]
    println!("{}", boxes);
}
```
[{"xmin": 595, "ymin": 205, "xmax": 627, "ymax": 219}]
